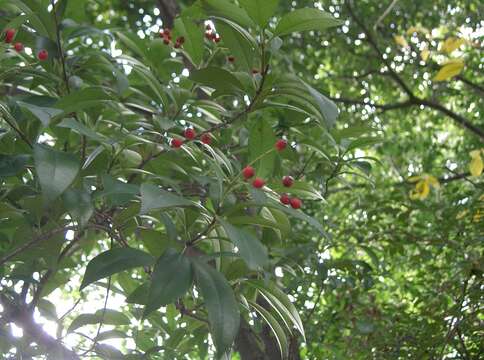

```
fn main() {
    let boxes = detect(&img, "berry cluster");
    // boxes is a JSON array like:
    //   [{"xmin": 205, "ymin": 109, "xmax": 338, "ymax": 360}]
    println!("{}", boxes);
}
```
[
  {"xmin": 159, "ymin": 28, "xmax": 185, "ymax": 48},
  {"xmin": 204, "ymin": 24, "xmax": 221, "ymax": 43},
  {"xmin": 3, "ymin": 28, "xmax": 48, "ymax": 61},
  {"xmin": 241, "ymin": 139, "xmax": 302, "ymax": 210},
  {"xmin": 171, "ymin": 127, "xmax": 213, "ymax": 149}
]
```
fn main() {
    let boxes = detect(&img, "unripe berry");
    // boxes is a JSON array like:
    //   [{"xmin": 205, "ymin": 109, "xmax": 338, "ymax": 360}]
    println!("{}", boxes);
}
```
[
  {"xmin": 171, "ymin": 138, "xmax": 183, "ymax": 148},
  {"xmin": 37, "ymin": 49, "xmax": 48, "ymax": 61},
  {"xmin": 252, "ymin": 177, "xmax": 265, "ymax": 189},
  {"xmin": 275, "ymin": 139, "xmax": 287, "ymax": 151},
  {"xmin": 5, "ymin": 29, "xmax": 15, "ymax": 43},
  {"xmin": 290, "ymin": 197, "xmax": 302, "ymax": 209},
  {"xmin": 228, "ymin": 56, "xmax": 235, "ymax": 63},
  {"xmin": 14, "ymin": 42, "xmax": 23, "ymax": 52},
  {"xmin": 184, "ymin": 128, "xmax": 196, "ymax": 140},
  {"xmin": 201, "ymin": 133, "xmax": 212, "ymax": 145},
  {"xmin": 282, "ymin": 176, "xmax": 294, "ymax": 187},
  {"xmin": 242, "ymin": 166, "xmax": 255, "ymax": 180},
  {"xmin": 280, "ymin": 193, "xmax": 291, "ymax": 205}
]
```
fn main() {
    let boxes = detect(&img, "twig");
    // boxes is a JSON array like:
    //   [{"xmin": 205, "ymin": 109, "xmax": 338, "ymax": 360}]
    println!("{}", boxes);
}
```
[{"xmin": 373, "ymin": 0, "xmax": 399, "ymax": 31}]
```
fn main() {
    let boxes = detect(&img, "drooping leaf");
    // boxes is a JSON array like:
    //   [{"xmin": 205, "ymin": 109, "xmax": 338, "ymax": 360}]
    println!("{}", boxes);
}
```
[
  {"xmin": 248, "ymin": 120, "xmax": 276, "ymax": 179},
  {"xmin": 67, "ymin": 309, "xmax": 130, "ymax": 333},
  {"xmin": 433, "ymin": 59, "xmax": 464, "ymax": 81},
  {"xmin": 274, "ymin": 8, "xmax": 342, "ymax": 36},
  {"xmin": 63, "ymin": 188, "xmax": 94, "ymax": 228},
  {"xmin": 200, "ymin": 0, "xmax": 254, "ymax": 28},
  {"xmin": 57, "ymin": 118, "xmax": 106, "ymax": 142},
  {"xmin": 190, "ymin": 67, "xmax": 245, "ymax": 96},
  {"xmin": 0, "ymin": 154, "xmax": 30, "ymax": 178},
  {"xmin": 33, "ymin": 144, "xmax": 80, "ymax": 202},
  {"xmin": 219, "ymin": 219, "xmax": 268, "ymax": 270},
  {"xmin": 140, "ymin": 183, "xmax": 194, "ymax": 215},
  {"xmin": 17, "ymin": 101, "xmax": 62, "ymax": 127},
  {"xmin": 144, "ymin": 249, "xmax": 193, "ymax": 317},
  {"xmin": 80, "ymin": 248, "xmax": 154, "ymax": 290},
  {"xmin": 193, "ymin": 260, "xmax": 240, "ymax": 354},
  {"xmin": 238, "ymin": 0, "xmax": 279, "ymax": 28},
  {"xmin": 174, "ymin": 17, "xmax": 204, "ymax": 66}
]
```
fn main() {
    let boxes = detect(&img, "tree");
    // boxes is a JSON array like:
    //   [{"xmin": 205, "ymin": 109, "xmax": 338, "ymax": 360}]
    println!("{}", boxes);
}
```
[{"xmin": 0, "ymin": 1, "xmax": 482, "ymax": 359}]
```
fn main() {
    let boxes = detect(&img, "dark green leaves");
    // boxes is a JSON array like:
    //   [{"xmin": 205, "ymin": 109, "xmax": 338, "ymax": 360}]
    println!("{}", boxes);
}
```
[
  {"xmin": 219, "ymin": 219, "xmax": 268, "ymax": 270},
  {"xmin": 55, "ymin": 88, "xmax": 113, "ymax": 114},
  {"xmin": 0, "ymin": 154, "xmax": 30, "ymax": 177},
  {"xmin": 18, "ymin": 101, "xmax": 61, "ymax": 127},
  {"xmin": 193, "ymin": 260, "xmax": 240, "ymax": 354},
  {"xmin": 190, "ymin": 67, "xmax": 245, "ymax": 97},
  {"xmin": 248, "ymin": 120, "xmax": 276, "ymax": 179},
  {"xmin": 144, "ymin": 249, "xmax": 193, "ymax": 317},
  {"xmin": 80, "ymin": 248, "xmax": 154, "ymax": 290},
  {"xmin": 33, "ymin": 144, "xmax": 80, "ymax": 202},
  {"xmin": 274, "ymin": 8, "xmax": 342, "ymax": 36},
  {"xmin": 63, "ymin": 189, "xmax": 94, "ymax": 228},
  {"xmin": 67, "ymin": 309, "xmax": 130, "ymax": 333},
  {"xmin": 239, "ymin": 0, "xmax": 279, "ymax": 28},
  {"xmin": 174, "ymin": 17, "xmax": 204, "ymax": 66},
  {"xmin": 201, "ymin": 0, "xmax": 254, "ymax": 28},
  {"xmin": 140, "ymin": 183, "xmax": 194, "ymax": 215}
]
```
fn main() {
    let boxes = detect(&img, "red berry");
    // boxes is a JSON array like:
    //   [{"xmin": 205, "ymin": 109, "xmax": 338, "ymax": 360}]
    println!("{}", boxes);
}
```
[
  {"xmin": 177, "ymin": 36, "xmax": 185, "ymax": 44},
  {"xmin": 252, "ymin": 177, "xmax": 265, "ymax": 189},
  {"xmin": 174, "ymin": 42, "xmax": 180, "ymax": 48},
  {"xmin": 37, "ymin": 49, "xmax": 48, "ymax": 61},
  {"xmin": 228, "ymin": 56, "xmax": 235, "ymax": 63},
  {"xmin": 163, "ymin": 38, "xmax": 170, "ymax": 45},
  {"xmin": 214, "ymin": 35, "xmax": 221, "ymax": 43},
  {"xmin": 275, "ymin": 139, "xmax": 287, "ymax": 151},
  {"xmin": 5, "ymin": 29, "xmax": 15, "ymax": 43},
  {"xmin": 184, "ymin": 128, "xmax": 196, "ymax": 140},
  {"xmin": 282, "ymin": 176, "xmax": 294, "ymax": 187},
  {"xmin": 201, "ymin": 133, "xmax": 212, "ymax": 145},
  {"xmin": 242, "ymin": 166, "xmax": 255, "ymax": 180},
  {"xmin": 280, "ymin": 193, "xmax": 291, "ymax": 205},
  {"xmin": 171, "ymin": 138, "xmax": 183, "ymax": 148},
  {"xmin": 14, "ymin": 42, "xmax": 23, "ymax": 52},
  {"xmin": 205, "ymin": 31, "xmax": 212, "ymax": 40},
  {"xmin": 290, "ymin": 197, "xmax": 302, "ymax": 209},
  {"xmin": 163, "ymin": 28, "xmax": 171, "ymax": 35}
]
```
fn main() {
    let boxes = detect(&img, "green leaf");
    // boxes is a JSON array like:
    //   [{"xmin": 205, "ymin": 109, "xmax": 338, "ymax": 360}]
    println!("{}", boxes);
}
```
[
  {"xmin": 239, "ymin": 0, "xmax": 279, "ymax": 28},
  {"xmin": 219, "ymin": 219, "xmax": 268, "ymax": 270},
  {"xmin": 201, "ymin": 0, "xmax": 254, "ymax": 28},
  {"xmin": 274, "ymin": 8, "xmax": 342, "ymax": 36},
  {"xmin": 216, "ymin": 22, "xmax": 256, "ymax": 71},
  {"xmin": 302, "ymin": 82, "xmax": 339, "ymax": 128},
  {"xmin": 57, "ymin": 118, "xmax": 106, "ymax": 142},
  {"xmin": 63, "ymin": 189, "xmax": 94, "ymax": 228},
  {"xmin": 33, "ymin": 144, "xmax": 80, "ymax": 202},
  {"xmin": 80, "ymin": 248, "xmax": 154, "ymax": 290},
  {"xmin": 97, "ymin": 175, "xmax": 139, "ymax": 206},
  {"xmin": 0, "ymin": 154, "xmax": 30, "ymax": 178},
  {"xmin": 247, "ymin": 280, "xmax": 305, "ymax": 339},
  {"xmin": 193, "ymin": 260, "xmax": 240, "ymax": 354},
  {"xmin": 17, "ymin": 101, "xmax": 62, "ymax": 127},
  {"xmin": 140, "ymin": 183, "xmax": 194, "ymax": 215},
  {"xmin": 55, "ymin": 88, "xmax": 113, "ymax": 114},
  {"xmin": 67, "ymin": 309, "xmax": 130, "ymax": 333},
  {"xmin": 144, "ymin": 249, "xmax": 193, "ymax": 317},
  {"xmin": 248, "ymin": 120, "xmax": 276, "ymax": 179},
  {"xmin": 174, "ymin": 17, "xmax": 204, "ymax": 66},
  {"xmin": 190, "ymin": 67, "xmax": 245, "ymax": 96}
]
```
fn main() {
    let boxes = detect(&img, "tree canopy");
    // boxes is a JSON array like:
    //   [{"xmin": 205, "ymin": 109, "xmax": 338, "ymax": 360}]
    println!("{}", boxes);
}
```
[{"xmin": 0, "ymin": 0, "xmax": 482, "ymax": 359}]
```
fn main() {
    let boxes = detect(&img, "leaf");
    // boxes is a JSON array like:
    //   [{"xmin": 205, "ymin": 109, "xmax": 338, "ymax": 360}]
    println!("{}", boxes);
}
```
[
  {"xmin": 433, "ymin": 59, "xmax": 464, "ymax": 82},
  {"xmin": 219, "ymin": 219, "xmax": 268, "ymax": 270},
  {"xmin": 302, "ymin": 82, "xmax": 339, "ymax": 128},
  {"xmin": 57, "ymin": 118, "xmax": 106, "ymax": 142},
  {"xmin": 193, "ymin": 260, "xmax": 240, "ymax": 354},
  {"xmin": 190, "ymin": 67, "xmax": 245, "ymax": 96},
  {"xmin": 97, "ymin": 175, "xmax": 139, "ymax": 206},
  {"xmin": 393, "ymin": 35, "xmax": 408, "ymax": 48},
  {"xmin": 33, "ymin": 144, "xmax": 80, "ymax": 202},
  {"xmin": 17, "ymin": 101, "xmax": 62, "ymax": 127},
  {"xmin": 274, "ymin": 8, "xmax": 342, "ymax": 36},
  {"xmin": 216, "ymin": 22, "xmax": 256, "ymax": 71},
  {"xmin": 0, "ymin": 154, "xmax": 30, "ymax": 178},
  {"xmin": 441, "ymin": 37, "xmax": 466, "ymax": 54},
  {"xmin": 201, "ymin": 0, "xmax": 254, "ymax": 28},
  {"xmin": 55, "ymin": 87, "xmax": 113, "ymax": 113},
  {"xmin": 80, "ymin": 248, "xmax": 154, "ymax": 290},
  {"xmin": 248, "ymin": 300, "xmax": 288, "ymax": 359},
  {"xmin": 140, "ymin": 183, "xmax": 194, "ymax": 215},
  {"xmin": 248, "ymin": 120, "xmax": 276, "ymax": 179},
  {"xmin": 174, "ymin": 17, "xmax": 204, "ymax": 66},
  {"xmin": 247, "ymin": 280, "xmax": 305, "ymax": 339},
  {"xmin": 63, "ymin": 189, "xmax": 94, "ymax": 228},
  {"xmin": 469, "ymin": 150, "xmax": 483, "ymax": 177},
  {"xmin": 67, "ymin": 309, "xmax": 130, "ymax": 333},
  {"xmin": 144, "ymin": 249, "xmax": 193, "ymax": 317},
  {"xmin": 238, "ymin": 0, "xmax": 279, "ymax": 28}
]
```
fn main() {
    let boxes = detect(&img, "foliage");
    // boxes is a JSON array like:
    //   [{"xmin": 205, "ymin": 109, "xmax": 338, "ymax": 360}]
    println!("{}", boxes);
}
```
[{"xmin": 0, "ymin": 0, "xmax": 482, "ymax": 359}]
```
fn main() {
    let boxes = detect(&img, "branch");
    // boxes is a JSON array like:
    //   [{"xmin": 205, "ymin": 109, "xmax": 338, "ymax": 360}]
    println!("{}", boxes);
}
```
[
  {"xmin": 328, "ymin": 96, "xmax": 415, "ymax": 111},
  {"xmin": 0, "ymin": 295, "xmax": 80, "ymax": 359},
  {"xmin": 457, "ymin": 75, "xmax": 484, "ymax": 95},
  {"xmin": 156, "ymin": 0, "xmax": 180, "ymax": 29}
]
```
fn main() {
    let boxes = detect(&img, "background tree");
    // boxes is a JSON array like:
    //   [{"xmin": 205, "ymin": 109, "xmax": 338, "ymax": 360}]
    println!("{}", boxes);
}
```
[{"xmin": 0, "ymin": 1, "xmax": 482, "ymax": 359}]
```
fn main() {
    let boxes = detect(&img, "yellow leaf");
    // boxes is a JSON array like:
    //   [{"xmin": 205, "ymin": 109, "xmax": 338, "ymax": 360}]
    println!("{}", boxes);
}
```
[
  {"xmin": 406, "ymin": 26, "xmax": 430, "ymax": 36},
  {"xmin": 394, "ymin": 35, "xmax": 408, "ymax": 48},
  {"xmin": 427, "ymin": 175, "xmax": 440, "ymax": 189},
  {"xmin": 420, "ymin": 49, "xmax": 430, "ymax": 62},
  {"xmin": 441, "ymin": 37, "xmax": 466, "ymax": 54},
  {"xmin": 408, "ymin": 176, "xmax": 422, "ymax": 183},
  {"xmin": 433, "ymin": 59, "xmax": 464, "ymax": 82},
  {"xmin": 469, "ymin": 152, "xmax": 483, "ymax": 177}
]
